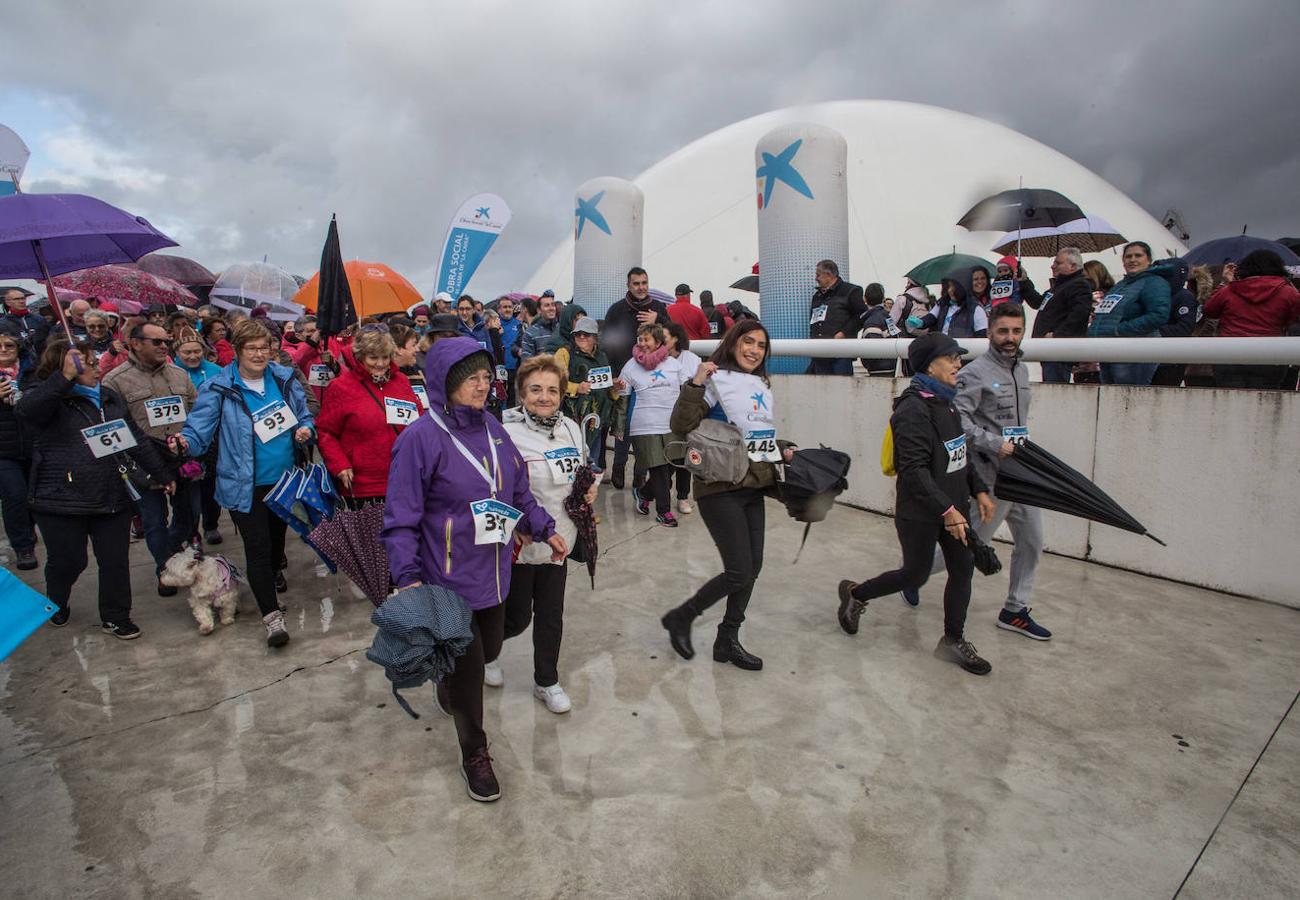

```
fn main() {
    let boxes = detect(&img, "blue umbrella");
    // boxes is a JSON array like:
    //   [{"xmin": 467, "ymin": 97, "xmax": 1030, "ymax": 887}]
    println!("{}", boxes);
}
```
[{"xmin": 1183, "ymin": 235, "xmax": 1300, "ymax": 267}]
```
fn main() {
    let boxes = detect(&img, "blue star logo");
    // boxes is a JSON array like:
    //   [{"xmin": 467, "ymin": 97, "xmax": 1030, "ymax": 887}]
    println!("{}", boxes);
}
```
[
  {"xmin": 755, "ymin": 139, "xmax": 814, "ymax": 209},
  {"xmin": 650, "ymin": 370, "xmax": 667, "ymax": 381},
  {"xmin": 750, "ymin": 392, "xmax": 768, "ymax": 410},
  {"xmin": 575, "ymin": 191, "xmax": 612, "ymax": 239},
  {"xmin": 475, "ymin": 206, "xmax": 490, "ymax": 219}
]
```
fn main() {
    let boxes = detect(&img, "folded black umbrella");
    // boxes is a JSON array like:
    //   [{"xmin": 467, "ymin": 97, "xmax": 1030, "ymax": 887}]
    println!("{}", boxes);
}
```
[
  {"xmin": 780, "ymin": 446, "xmax": 852, "ymax": 563},
  {"xmin": 965, "ymin": 529, "xmax": 1002, "ymax": 576},
  {"xmin": 994, "ymin": 440, "xmax": 1165, "ymax": 545}
]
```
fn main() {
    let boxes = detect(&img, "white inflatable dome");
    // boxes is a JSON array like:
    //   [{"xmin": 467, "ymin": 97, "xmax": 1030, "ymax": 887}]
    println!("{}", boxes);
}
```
[{"xmin": 526, "ymin": 100, "xmax": 1184, "ymax": 304}]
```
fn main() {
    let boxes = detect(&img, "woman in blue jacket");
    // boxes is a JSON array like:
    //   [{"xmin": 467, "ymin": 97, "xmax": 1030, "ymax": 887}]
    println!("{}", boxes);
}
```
[
  {"xmin": 1086, "ymin": 241, "xmax": 1173, "ymax": 385},
  {"xmin": 173, "ymin": 320, "xmax": 315, "ymax": 648}
]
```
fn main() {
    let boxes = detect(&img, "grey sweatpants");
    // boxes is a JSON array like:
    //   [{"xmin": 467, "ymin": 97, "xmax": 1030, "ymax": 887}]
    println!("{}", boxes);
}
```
[{"xmin": 930, "ymin": 493, "xmax": 1043, "ymax": 613}]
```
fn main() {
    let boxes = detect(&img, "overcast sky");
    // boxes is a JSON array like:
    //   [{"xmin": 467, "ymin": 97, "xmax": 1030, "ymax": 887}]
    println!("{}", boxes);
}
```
[{"xmin": 4, "ymin": 0, "xmax": 1297, "ymax": 298}]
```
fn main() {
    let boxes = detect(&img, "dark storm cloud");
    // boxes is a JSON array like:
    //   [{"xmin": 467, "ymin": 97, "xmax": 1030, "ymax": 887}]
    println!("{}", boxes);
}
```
[{"xmin": 7, "ymin": 0, "xmax": 1298, "ymax": 294}]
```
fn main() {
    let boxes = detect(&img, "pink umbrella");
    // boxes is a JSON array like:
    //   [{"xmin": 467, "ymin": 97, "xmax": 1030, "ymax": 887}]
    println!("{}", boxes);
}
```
[
  {"xmin": 54, "ymin": 264, "xmax": 198, "ymax": 308},
  {"xmin": 134, "ymin": 252, "xmax": 216, "ymax": 287}
]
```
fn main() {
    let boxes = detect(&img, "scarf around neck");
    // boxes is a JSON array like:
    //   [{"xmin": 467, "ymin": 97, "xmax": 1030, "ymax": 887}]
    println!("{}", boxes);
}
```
[
  {"xmin": 911, "ymin": 372, "xmax": 956, "ymax": 402},
  {"xmin": 632, "ymin": 343, "xmax": 670, "ymax": 369},
  {"xmin": 523, "ymin": 407, "xmax": 561, "ymax": 431},
  {"xmin": 71, "ymin": 383, "xmax": 103, "ymax": 407}
]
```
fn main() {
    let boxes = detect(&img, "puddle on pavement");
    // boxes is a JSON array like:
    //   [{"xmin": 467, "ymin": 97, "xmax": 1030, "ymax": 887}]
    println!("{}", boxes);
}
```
[
  {"xmin": 235, "ymin": 695, "xmax": 255, "ymax": 735},
  {"xmin": 319, "ymin": 597, "xmax": 334, "ymax": 633},
  {"xmin": 91, "ymin": 674, "xmax": 112, "ymax": 721}
]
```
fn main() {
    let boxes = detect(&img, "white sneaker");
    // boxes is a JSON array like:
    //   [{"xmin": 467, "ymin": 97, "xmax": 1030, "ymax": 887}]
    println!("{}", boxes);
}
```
[
  {"xmin": 533, "ymin": 683, "xmax": 572, "ymax": 714},
  {"xmin": 677, "ymin": 499, "xmax": 693, "ymax": 515},
  {"xmin": 483, "ymin": 660, "xmax": 504, "ymax": 688}
]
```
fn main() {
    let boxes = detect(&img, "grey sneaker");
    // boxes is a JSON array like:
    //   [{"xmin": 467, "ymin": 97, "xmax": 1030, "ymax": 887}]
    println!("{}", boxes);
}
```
[
  {"xmin": 837, "ymin": 580, "xmax": 867, "ymax": 635},
  {"xmin": 262, "ymin": 610, "xmax": 290, "ymax": 648},
  {"xmin": 934, "ymin": 635, "xmax": 991, "ymax": 675}
]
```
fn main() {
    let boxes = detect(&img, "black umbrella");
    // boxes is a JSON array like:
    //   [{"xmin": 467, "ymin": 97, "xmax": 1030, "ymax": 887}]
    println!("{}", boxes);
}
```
[
  {"xmin": 779, "ymin": 446, "xmax": 852, "ymax": 563},
  {"xmin": 730, "ymin": 274, "xmax": 760, "ymax": 293},
  {"xmin": 994, "ymin": 440, "xmax": 1165, "ymax": 545},
  {"xmin": 957, "ymin": 188, "xmax": 1085, "ymax": 233},
  {"xmin": 563, "ymin": 464, "xmax": 598, "ymax": 588},
  {"xmin": 315, "ymin": 214, "xmax": 357, "ymax": 340}
]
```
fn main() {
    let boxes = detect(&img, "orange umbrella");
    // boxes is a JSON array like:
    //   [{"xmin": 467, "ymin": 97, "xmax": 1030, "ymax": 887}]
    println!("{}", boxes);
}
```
[{"xmin": 293, "ymin": 260, "xmax": 422, "ymax": 318}]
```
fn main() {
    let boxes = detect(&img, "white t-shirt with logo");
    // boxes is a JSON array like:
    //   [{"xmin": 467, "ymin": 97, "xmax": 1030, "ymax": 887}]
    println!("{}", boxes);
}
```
[
  {"xmin": 620, "ymin": 354, "xmax": 687, "ymax": 437},
  {"xmin": 704, "ymin": 369, "xmax": 778, "ymax": 461}
]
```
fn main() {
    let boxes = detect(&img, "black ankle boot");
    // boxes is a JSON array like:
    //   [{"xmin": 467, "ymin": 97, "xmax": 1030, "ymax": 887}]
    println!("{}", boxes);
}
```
[
  {"xmin": 661, "ymin": 606, "xmax": 696, "ymax": 660},
  {"xmin": 713, "ymin": 631, "xmax": 763, "ymax": 671}
]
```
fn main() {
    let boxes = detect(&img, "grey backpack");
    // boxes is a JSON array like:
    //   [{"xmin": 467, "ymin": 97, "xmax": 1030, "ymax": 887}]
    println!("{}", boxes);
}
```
[{"xmin": 668, "ymin": 418, "xmax": 750, "ymax": 485}]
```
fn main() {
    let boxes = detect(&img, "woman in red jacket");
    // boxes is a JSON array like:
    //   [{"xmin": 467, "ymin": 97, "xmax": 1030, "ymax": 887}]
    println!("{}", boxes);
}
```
[
  {"xmin": 316, "ymin": 326, "xmax": 419, "ymax": 504},
  {"xmin": 1204, "ymin": 249, "xmax": 1300, "ymax": 389}
]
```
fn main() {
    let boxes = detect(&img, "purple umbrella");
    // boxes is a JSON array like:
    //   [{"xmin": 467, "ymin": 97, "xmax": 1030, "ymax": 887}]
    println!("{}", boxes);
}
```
[
  {"xmin": 0, "ymin": 192, "xmax": 177, "ymax": 340},
  {"xmin": 307, "ymin": 502, "xmax": 391, "ymax": 606}
]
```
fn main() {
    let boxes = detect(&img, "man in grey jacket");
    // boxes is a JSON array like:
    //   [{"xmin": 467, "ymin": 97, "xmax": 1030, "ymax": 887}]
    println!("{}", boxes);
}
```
[{"xmin": 948, "ymin": 302, "xmax": 1051, "ymax": 640}]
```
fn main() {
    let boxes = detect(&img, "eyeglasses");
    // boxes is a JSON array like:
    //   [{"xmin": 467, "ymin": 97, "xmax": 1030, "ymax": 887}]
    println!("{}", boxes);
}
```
[
  {"xmin": 140, "ymin": 337, "xmax": 170, "ymax": 347},
  {"xmin": 86, "ymin": 324, "xmax": 109, "ymax": 331},
  {"xmin": 242, "ymin": 345, "xmax": 272, "ymax": 355}
]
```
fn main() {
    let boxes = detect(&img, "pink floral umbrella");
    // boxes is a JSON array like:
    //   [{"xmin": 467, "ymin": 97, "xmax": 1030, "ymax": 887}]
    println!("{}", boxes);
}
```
[{"xmin": 53, "ymin": 264, "xmax": 198, "ymax": 308}]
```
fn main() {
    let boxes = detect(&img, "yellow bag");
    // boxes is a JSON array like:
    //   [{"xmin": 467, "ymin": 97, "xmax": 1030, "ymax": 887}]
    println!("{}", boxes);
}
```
[{"xmin": 880, "ymin": 424, "xmax": 896, "ymax": 477}]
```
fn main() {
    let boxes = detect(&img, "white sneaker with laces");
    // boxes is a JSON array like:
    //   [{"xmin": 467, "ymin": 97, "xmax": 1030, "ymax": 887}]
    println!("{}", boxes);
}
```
[
  {"xmin": 483, "ymin": 660, "xmax": 504, "ymax": 688},
  {"xmin": 533, "ymin": 683, "xmax": 572, "ymax": 714},
  {"xmin": 677, "ymin": 499, "xmax": 693, "ymax": 515}
]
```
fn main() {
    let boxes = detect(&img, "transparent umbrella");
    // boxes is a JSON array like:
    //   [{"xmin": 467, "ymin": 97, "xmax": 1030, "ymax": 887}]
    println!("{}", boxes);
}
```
[{"xmin": 210, "ymin": 261, "xmax": 304, "ymax": 321}]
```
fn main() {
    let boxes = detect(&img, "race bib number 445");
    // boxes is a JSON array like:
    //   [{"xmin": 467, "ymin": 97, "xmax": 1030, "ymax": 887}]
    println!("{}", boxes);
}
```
[
  {"xmin": 81, "ymin": 419, "xmax": 138, "ymax": 458},
  {"xmin": 745, "ymin": 429, "xmax": 781, "ymax": 463}
]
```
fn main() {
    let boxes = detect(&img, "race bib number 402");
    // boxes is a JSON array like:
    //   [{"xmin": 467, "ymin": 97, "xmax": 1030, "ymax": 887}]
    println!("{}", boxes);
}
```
[
  {"xmin": 944, "ymin": 434, "xmax": 967, "ymax": 473},
  {"xmin": 81, "ymin": 419, "xmax": 138, "ymax": 458}
]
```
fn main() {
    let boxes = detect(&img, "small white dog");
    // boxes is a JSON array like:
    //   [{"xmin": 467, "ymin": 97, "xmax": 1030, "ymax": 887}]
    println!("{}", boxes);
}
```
[{"xmin": 159, "ymin": 548, "xmax": 243, "ymax": 635}]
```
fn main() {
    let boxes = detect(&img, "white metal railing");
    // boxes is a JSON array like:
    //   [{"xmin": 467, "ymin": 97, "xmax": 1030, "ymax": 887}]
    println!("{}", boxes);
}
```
[{"xmin": 690, "ymin": 337, "xmax": 1300, "ymax": 365}]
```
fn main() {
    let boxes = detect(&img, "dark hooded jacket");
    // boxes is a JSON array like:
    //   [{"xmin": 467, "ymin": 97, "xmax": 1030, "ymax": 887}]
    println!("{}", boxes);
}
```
[
  {"xmin": 1088, "ymin": 260, "xmax": 1175, "ymax": 337},
  {"xmin": 546, "ymin": 304, "xmax": 587, "ymax": 354},
  {"xmin": 602, "ymin": 292, "xmax": 670, "ymax": 374},
  {"xmin": 1157, "ymin": 258, "xmax": 1198, "ymax": 337},
  {"xmin": 918, "ymin": 278, "xmax": 988, "ymax": 338},
  {"xmin": 1025, "ymin": 267, "xmax": 1093, "ymax": 338},
  {"xmin": 890, "ymin": 380, "xmax": 989, "ymax": 523},
  {"xmin": 809, "ymin": 277, "xmax": 867, "ymax": 339},
  {"xmin": 1204, "ymin": 275, "xmax": 1300, "ymax": 338}
]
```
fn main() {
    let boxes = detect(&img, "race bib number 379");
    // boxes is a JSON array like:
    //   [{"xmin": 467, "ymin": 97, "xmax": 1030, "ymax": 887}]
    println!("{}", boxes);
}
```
[{"xmin": 144, "ymin": 395, "xmax": 186, "ymax": 426}]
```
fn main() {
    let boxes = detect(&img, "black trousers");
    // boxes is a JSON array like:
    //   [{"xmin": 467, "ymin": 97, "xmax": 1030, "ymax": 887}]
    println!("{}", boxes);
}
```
[
  {"xmin": 644, "ymin": 464, "xmax": 672, "ymax": 515},
  {"xmin": 1213, "ymin": 364, "xmax": 1287, "ymax": 389},
  {"xmin": 674, "ymin": 465, "xmax": 691, "ymax": 501},
  {"xmin": 34, "ymin": 509, "xmax": 134, "ymax": 622},
  {"xmin": 439, "ymin": 603, "xmax": 506, "ymax": 760},
  {"xmin": 199, "ymin": 470, "xmax": 221, "ymax": 532},
  {"xmin": 493, "ymin": 562, "xmax": 568, "ymax": 687},
  {"xmin": 228, "ymin": 484, "xmax": 288, "ymax": 617},
  {"xmin": 851, "ymin": 516, "xmax": 974, "ymax": 638},
  {"xmin": 685, "ymin": 487, "xmax": 766, "ymax": 632}
]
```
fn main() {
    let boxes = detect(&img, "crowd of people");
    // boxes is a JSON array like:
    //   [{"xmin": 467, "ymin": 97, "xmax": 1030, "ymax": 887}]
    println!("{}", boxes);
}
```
[{"xmin": 2, "ymin": 242, "xmax": 1297, "ymax": 802}]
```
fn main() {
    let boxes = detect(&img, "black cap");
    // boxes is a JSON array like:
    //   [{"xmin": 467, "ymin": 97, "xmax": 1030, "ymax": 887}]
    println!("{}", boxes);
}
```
[
  {"xmin": 429, "ymin": 313, "xmax": 460, "ymax": 334},
  {"xmin": 541, "ymin": 289, "xmax": 555, "ymax": 298},
  {"xmin": 675, "ymin": 283, "xmax": 691, "ymax": 296},
  {"xmin": 907, "ymin": 333, "xmax": 964, "ymax": 375}
]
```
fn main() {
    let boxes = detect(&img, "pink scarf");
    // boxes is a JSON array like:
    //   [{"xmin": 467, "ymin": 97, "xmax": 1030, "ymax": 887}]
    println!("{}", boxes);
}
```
[{"xmin": 632, "ymin": 343, "xmax": 670, "ymax": 369}]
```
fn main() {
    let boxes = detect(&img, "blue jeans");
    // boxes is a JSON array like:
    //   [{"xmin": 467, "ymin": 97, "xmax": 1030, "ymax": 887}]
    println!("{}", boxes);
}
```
[
  {"xmin": 1041, "ymin": 361, "xmax": 1074, "ymax": 384},
  {"xmin": 586, "ymin": 423, "xmax": 606, "ymax": 472},
  {"xmin": 0, "ymin": 457, "xmax": 35, "ymax": 551},
  {"xmin": 137, "ymin": 481, "xmax": 197, "ymax": 573},
  {"xmin": 1101, "ymin": 362, "xmax": 1159, "ymax": 385},
  {"xmin": 809, "ymin": 357, "xmax": 854, "ymax": 376}
]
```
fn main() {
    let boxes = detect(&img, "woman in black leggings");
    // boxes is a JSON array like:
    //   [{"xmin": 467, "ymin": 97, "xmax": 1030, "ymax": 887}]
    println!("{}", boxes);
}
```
[
  {"xmin": 660, "ymin": 321, "xmax": 793, "ymax": 671},
  {"xmin": 835, "ymin": 333, "xmax": 997, "ymax": 675}
]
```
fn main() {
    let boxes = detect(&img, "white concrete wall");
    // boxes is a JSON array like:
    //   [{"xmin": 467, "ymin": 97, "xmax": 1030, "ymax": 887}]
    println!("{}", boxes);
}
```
[{"xmin": 773, "ymin": 376, "xmax": 1300, "ymax": 608}]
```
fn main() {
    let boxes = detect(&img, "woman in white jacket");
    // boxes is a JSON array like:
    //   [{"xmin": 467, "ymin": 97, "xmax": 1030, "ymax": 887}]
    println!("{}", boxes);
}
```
[{"xmin": 484, "ymin": 354, "xmax": 597, "ymax": 713}]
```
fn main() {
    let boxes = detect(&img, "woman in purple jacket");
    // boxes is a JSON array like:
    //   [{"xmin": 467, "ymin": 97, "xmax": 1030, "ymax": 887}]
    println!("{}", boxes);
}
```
[{"xmin": 382, "ymin": 337, "xmax": 565, "ymax": 802}]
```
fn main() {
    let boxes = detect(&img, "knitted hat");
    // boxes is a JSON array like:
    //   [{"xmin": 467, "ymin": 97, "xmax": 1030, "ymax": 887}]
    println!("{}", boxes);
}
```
[
  {"xmin": 445, "ymin": 350, "xmax": 493, "ymax": 397},
  {"xmin": 908, "ymin": 333, "xmax": 963, "ymax": 374}
]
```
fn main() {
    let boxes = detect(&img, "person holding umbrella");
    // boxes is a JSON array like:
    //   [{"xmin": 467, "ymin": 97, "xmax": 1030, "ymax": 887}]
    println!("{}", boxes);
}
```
[
  {"xmin": 836, "ymin": 333, "xmax": 997, "ymax": 676},
  {"xmin": 382, "ymin": 337, "xmax": 565, "ymax": 802},
  {"xmin": 171, "ymin": 320, "xmax": 316, "ymax": 648},
  {"xmin": 659, "ymin": 320, "xmax": 796, "ymax": 672},
  {"xmin": 18, "ymin": 339, "xmax": 174, "ymax": 637},
  {"xmin": 315, "ymin": 326, "xmax": 418, "ymax": 506},
  {"xmin": 482, "ymin": 354, "xmax": 597, "ymax": 713}
]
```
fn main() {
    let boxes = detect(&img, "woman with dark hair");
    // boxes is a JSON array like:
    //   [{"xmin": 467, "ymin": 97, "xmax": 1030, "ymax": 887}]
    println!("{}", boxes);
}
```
[
  {"xmin": 18, "ymin": 339, "xmax": 172, "ymax": 637},
  {"xmin": 1087, "ymin": 241, "xmax": 1175, "ymax": 385},
  {"xmin": 836, "ymin": 333, "xmax": 996, "ymax": 676},
  {"xmin": 909, "ymin": 276, "xmax": 989, "ymax": 338},
  {"xmin": 201, "ymin": 317, "xmax": 235, "ymax": 366},
  {"xmin": 1204, "ymin": 249, "xmax": 1300, "ymax": 389},
  {"xmin": 659, "ymin": 320, "xmax": 795, "ymax": 671}
]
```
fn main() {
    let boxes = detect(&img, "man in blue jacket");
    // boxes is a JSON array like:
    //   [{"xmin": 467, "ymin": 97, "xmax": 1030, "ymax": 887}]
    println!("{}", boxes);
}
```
[
  {"xmin": 495, "ymin": 295, "xmax": 524, "ymax": 404},
  {"xmin": 1086, "ymin": 241, "xmax": 1173, "ymax": 385}
]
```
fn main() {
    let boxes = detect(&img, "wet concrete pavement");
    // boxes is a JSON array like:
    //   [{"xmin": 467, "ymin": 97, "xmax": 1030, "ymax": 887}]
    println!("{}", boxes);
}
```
[{"xmin": 1, "ymin": 490, "xmax": 1297, "ymax": 899}]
